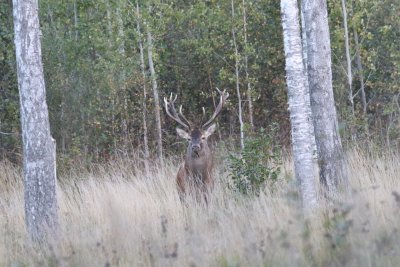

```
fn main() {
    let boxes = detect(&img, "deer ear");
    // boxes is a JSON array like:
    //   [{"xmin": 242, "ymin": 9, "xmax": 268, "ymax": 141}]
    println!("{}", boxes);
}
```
[
  {"xmin": 176, "ymin": 128, "xmax": 190, "ymax": 140},
  {"xmin": 203, "ymin": 123, "xmax": 217, "ymax": 138}
]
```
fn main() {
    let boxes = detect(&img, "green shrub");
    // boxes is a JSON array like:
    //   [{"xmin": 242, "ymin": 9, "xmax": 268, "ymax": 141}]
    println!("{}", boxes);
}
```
[{"xmin": 229, "ymin": 126, "xmax": 281, "ymax": 195}]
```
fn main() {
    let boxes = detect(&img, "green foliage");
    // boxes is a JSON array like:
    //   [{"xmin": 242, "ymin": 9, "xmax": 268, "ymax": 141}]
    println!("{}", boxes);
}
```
[
  {"xmin": 329, "ymin": 0, "xmax": 400, "ymax": 146},
  {"xmin": 229, "ymin": 125, "xmax": 281, "ymax": 195},
  {"xmin": 1, "ymin": 0, "xmax": 399, "ymax": 160},
  {"xmin": 0, "ymin": 1, "xmax": 20, "ymax": 160}
]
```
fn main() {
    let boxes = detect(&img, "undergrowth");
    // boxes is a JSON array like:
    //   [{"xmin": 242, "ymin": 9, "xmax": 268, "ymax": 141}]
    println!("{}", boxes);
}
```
[{"xmin": 0, "ymin": 149, "xmax": 399, "ymax": 266}]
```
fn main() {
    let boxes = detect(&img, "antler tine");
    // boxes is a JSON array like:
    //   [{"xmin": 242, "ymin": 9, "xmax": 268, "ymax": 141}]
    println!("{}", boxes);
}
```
[
  {"xmin": 216, "ymin": 87, "xmax": 229, "ymax": 101},
  {"xmin": 179, "ymin": 105, "xmax": 192, "ymax": 128},
  {"xmin": 164, "ymin": 93, "xmax": 191, "ymax": 130},
  {"xmin": 202, "ymin": 88, "xmax": 229, "ymax": 129},
  {"xmin": 200, "ymin": 107, "xmax": 206, "ymax": 126},
  {"xmin": 171, "ymin": 93, "xmax": 177, "ymax": 102}
]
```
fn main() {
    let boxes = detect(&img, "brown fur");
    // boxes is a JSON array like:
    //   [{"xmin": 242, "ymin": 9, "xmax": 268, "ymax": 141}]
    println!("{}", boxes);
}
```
[
  {"xmin": 164, "ymin": 88, "xmax": 229, "ymax": 203},
  {"xmin": 176, "ymin": 127, "xmax": 215, "ymax": 203}
]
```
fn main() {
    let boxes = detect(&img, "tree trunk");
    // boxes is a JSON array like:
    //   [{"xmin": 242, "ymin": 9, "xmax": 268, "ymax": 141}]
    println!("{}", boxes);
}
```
[
  {"xmin": 302, "ymin": 0, "xmax": 348, "ymax": 193},
  {"xmin": 208, "ymin": 71, "xmax": 222, "ymax": 141},
  {"xmin": 341, "ymin": 0, "xmax": 354, "ymax": 115},
  {"xmin": 13, "ymin": 0, "xmax": 58, "ymax": 240},
  {"xmin": 136, "ymin": 3, "xmax": 150, "ymax": 175},
  {"xmin": 351, "ymin": 0, "xmax": 368, "ymax": 135},
  {"xmin": 281, "ymin": 0, "xmax": 317, "ymax": 212},
  {"xmin": 106, "ymin": 0, "xmax": 112, "ymax": 42},
  {"xmin": 353, "ymin": 28, "xmax": 369, "ymax": 137},
  {"xmin": 73, "ymin": 0, "xmax": 78, "ymax": 41},
  {"xmin": 116, "ymin": 1, "xmax": 129, "ymax": 154},
  {"xmin": 104, "ymin": 0, "xmax": 118, "ymax": 153},
  {"xmin": 353, "ymin": 29, "xmax": 366, "ymax": 116},
  {"xmin": 147, "ymin": 27, "xmax": 163, "ymax": 167},
  {"xmin": 242, "ymin": 0, "xmax": 254, "ymax": 132},
  {"xmin": 300, "ymin": 9, "xmax": 308, "ymax": 74},
  {"xmin": 231, "ymin": 0, "xmax": 245, "ymax": 151},
  {"xmin": 300, "ymin": 7, "xmax": 317, "ymax": 158}
]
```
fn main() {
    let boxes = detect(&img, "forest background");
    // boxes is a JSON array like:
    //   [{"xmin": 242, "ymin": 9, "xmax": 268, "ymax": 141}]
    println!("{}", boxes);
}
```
[{"xmin": 1, "ymin": 0, "xmax": 399, "ymax": 165}]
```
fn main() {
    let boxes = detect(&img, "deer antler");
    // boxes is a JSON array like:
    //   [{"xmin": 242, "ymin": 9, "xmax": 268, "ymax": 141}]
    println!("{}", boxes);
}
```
[
  {"xmin": 164, "ymin": 93, "xmax": 192, "ymax": 130},
  {"xmin": 202, "ymin": 88, "xmax": 229, "ymax": 129},
  {"xmin": 178, "ymin": 105, "xmax": 192, "ymax": 129},
  {"xmin": 201, "ymin": 107, "xmax": 206, "ymax": 123}
]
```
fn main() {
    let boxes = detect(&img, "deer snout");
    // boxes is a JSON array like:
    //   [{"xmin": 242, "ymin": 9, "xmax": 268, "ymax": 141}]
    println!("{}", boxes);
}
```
[{"xmin": 192, "ymin": 144, "xmax": 201, "ymax": 152}]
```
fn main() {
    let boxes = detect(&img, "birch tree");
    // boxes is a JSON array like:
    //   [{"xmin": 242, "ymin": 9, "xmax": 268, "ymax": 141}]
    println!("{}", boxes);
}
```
[
  {"xmin": 231, "ymin": 0, "xmax": 245, "ymax": 151},
  {"xmin": 302, "ymin": 0, "xmax": 348, "ymax": 193},
  {"xmin": 351, "ymin": 0, "xmax": 367, "ymax": 132},
  {"xmin": 146, "ymin": 19, "xmax": 163, "ymax": 166},
  {"xmin": 300, "ymin": 7, "xmax": 317, "ymax": 157},
  {"xmin": 116, "ymin": 0, "xmax": 129, "ymax": 153},
  {"xmin": 353, "ymin": 29, "xmax": 366, "ymax": 116},
  {"xmin": 341, "ymin": 0, "xmax": 354, "ymax": 115},
  {"xmin": 13, "ymin": 0, "xmax": 58, "ymax": 240},
  {"xmin": 281, "ymin": 0, "xmax": 317, "ymax": 211},
  {"xmin": 136, "ymin": 2, "xmax": 150, "ymax": 175},
  {"xmin": 242, "ymin": 0, "xmax": 254, "ymax": 132}
]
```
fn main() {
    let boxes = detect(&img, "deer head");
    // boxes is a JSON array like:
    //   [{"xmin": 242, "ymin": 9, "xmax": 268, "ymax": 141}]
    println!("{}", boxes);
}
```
[
  {"xmin": 176, "ymin": 125, "xmax": 216, "ymax": 158},
  {"xmin": 164, "ymin": 88, "xmax": 229, "ymax": 158}
]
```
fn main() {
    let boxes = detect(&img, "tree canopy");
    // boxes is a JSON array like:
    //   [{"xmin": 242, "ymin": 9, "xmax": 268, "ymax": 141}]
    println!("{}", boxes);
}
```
[{"xmin": 1, "ymin": 0, "xmax": 399, "ymax": 163}]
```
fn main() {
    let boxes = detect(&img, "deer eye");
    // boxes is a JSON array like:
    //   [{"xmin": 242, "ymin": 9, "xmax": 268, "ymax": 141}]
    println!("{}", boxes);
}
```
[
  {"xmin": 201, "ymin": 136, "xmax": 206, "ymax": 140},
  {"xmin": 187, "ymin": 138, "xmax": 191, "ymax": 141}
]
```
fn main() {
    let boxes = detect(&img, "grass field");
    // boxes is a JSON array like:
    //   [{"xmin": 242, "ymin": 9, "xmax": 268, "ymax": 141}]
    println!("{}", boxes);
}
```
[{"xmin": 0, "ymin": 149, "xmax": 399, "ymax": 266}]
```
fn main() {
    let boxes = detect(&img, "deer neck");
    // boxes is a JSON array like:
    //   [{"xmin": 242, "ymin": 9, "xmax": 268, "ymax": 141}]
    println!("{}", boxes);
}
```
[{"xmin": 185, "ymin": 145, "xmax": 212, "ymax": 174}]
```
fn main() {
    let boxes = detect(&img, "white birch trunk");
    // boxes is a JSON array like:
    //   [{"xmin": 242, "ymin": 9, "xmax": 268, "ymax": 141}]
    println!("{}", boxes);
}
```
[
  {"xmin": 302, "ymin": 0, "xmax": 348, "ymax": 193},
  {"xmin": 231, "ymin": 0, "xmax": 245, "ymax": 151},
  {"xmin": 341, "ymin": 0, "xmax": 354, "ymax": 114},
  {"xmin": 13, "ymin": 0, "xmax": 58, "ymax": 240},
  {"xmin": 106, "ymin": 0, "xmax": 112, "ymax": 42},
  {"xmin": 300, "ymin": 7, "xmax": 317, "ymax": 158},
  {"xmin": 300, "ymin": 9, "xmax": 308, "ymax": 74},
  {"xmin": 352, "ymin": 6, "xmax": 368, "ymax": 136},
  {"xmin": 105, "ymin": 0, "xmax": 117, "ymax": 154},
  {"xmin": 73, "ymin": 0, "xmax": 78, "ymax": 41},
  {"xmin": 136, "ymin": 3, "xmax": 150, "ymax": 175},
  {"xmin": 147, "ymin": 27, "xmax": 163, "ymax": 166},
  {"xmin": 116, "ymin": 1, "xmax": 129, "ymax": 153},
  {"xmin": 350, "ymin": 0, "xmax": 367, "ymax": 120},
  {"xmin": 353, "ymin": 29, "xmax": 366, "ymax": 116},
  {"xmin": 242, "ymin": 0, "xmax": 255, "ymax": 132},
  {"xmin": 281, "ymin": 0, "xmax": 317, "ymax": 212}
]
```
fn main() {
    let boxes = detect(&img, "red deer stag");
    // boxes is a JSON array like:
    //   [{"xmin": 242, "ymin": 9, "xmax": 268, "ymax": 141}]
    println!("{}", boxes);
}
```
[{"xmin": 164, "ymin": 88, "xmax": 229, "ymax": 202}]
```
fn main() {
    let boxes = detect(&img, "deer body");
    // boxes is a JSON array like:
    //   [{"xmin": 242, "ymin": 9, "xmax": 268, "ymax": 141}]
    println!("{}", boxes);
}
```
[
  {"xmin": 164, "ymin": 89, "xmax": 229, "ymax": 202},
  {"xmin": 177, "ymin": 128, "xmax": 214, "ymax": 197}
]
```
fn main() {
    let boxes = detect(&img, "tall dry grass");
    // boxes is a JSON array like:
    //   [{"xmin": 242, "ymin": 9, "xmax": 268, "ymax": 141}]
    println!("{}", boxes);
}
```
[{"xmin": 0, "ymin": 149, "xmax": 399, "ymax": 266}]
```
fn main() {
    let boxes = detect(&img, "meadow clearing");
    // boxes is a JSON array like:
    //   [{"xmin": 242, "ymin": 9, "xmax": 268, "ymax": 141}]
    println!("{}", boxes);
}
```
[{"xmin": 0, "ymin": 148, "xmax": 399, "ymax": 266}]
